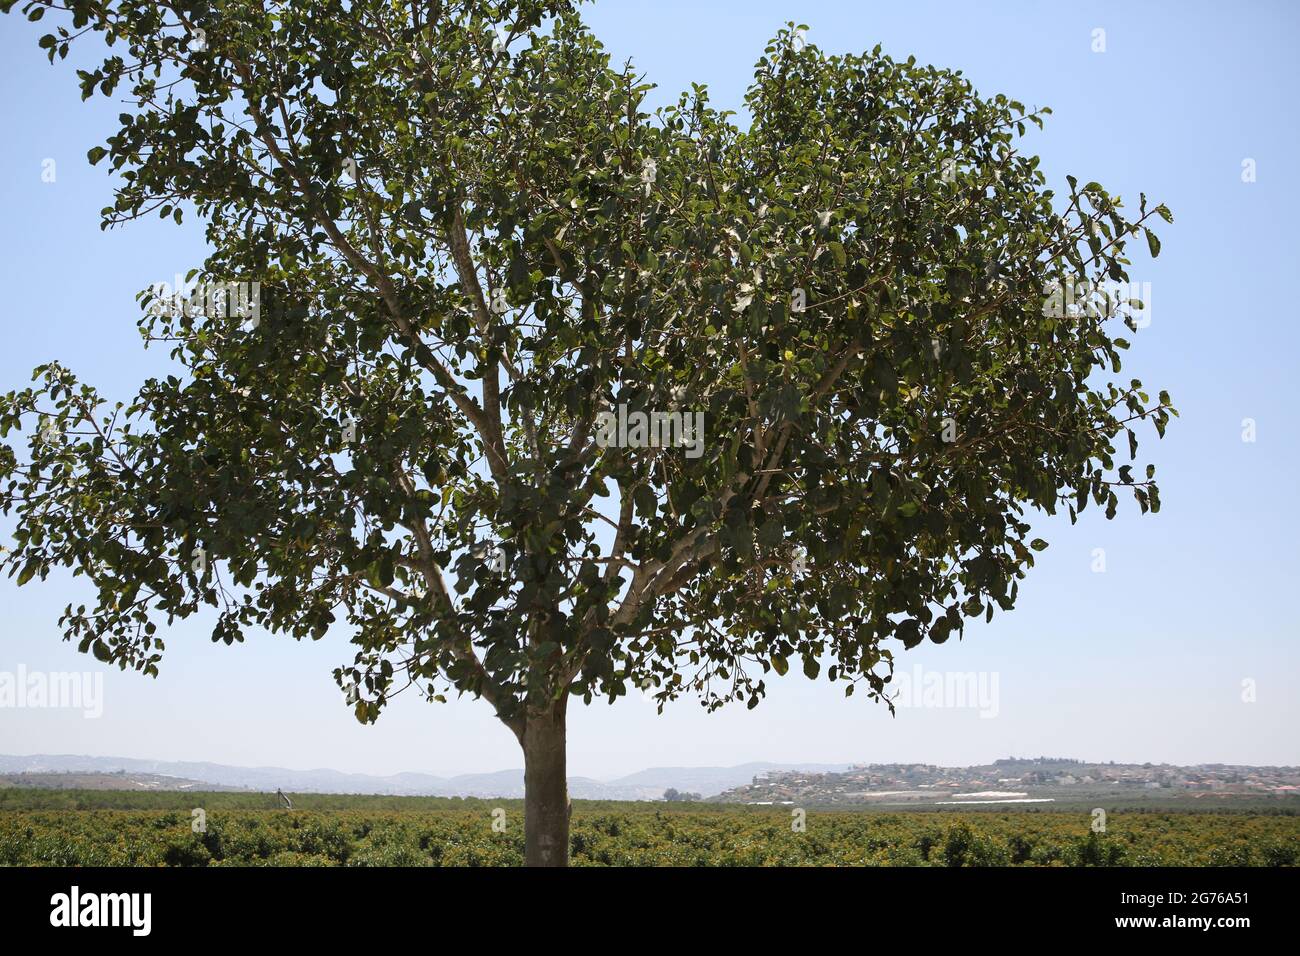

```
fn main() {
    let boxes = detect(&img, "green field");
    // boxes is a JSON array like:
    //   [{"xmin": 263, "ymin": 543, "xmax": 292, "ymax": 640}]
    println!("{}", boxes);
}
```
[{"xmin": 1, "ymin": 790, "xmax": 1297, "ymax": 866}]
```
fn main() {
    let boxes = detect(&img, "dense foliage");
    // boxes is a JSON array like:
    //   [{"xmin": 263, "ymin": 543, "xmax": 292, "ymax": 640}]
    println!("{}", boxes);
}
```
[
  {"xmin": 0, "ymin": 0, "xmax": 1173, "ymax": 717},
  {"xmin": 2, "ymin": 805, "xmax": 1294, "ymax": 867}
]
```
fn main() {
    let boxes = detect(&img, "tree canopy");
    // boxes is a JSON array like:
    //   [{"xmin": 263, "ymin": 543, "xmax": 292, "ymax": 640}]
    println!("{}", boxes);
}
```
[{"xmin": 0, "ymin": 0, "xmax": 1174, "ymax": 864}]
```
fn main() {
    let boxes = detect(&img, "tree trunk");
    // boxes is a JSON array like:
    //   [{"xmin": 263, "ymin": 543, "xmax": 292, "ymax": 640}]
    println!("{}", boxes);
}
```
[{"xmin": 523, "ymin": 699, "xmax": 570, "ymax": 867}]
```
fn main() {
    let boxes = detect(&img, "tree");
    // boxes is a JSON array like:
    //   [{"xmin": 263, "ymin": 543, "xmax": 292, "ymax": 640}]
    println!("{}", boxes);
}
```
[
  {"xmin": 0, "ymin": 0, "xmax": 1174, "ymax": 866},
  {"xmin": 663, "ymin": 789, "xmax": 701, "ymax": 803}
]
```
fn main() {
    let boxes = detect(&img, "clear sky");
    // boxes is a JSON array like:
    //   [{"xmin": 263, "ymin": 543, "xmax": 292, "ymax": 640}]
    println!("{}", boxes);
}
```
[{"xmin": 1, "ymin": 1, "xmax": 1297, "ymax": 779}]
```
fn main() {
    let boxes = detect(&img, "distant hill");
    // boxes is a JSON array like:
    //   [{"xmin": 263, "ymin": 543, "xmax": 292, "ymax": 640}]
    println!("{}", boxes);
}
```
[
  {"xmin": 608, "ymin": 762, "xmax": 850, "ymax": 796},
  {"xmin": 0, "ymin": 771, "xmax": 245, "ymax": 792},
  {"xmin": 12, "ymin": 754, "xmax": 1292, "ymax": 805},
  {"xmin": 0, "ymin": 754, "xmax": 849, "ymax": 800},
  {"xmin": 712, "ymin": 759, "xmax": 1300, "ymax": 807}
]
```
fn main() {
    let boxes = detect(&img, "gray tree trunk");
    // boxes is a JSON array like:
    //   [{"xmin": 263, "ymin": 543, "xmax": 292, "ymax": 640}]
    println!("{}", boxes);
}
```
[{"xmin": 523, "ymin": 700, "xmax": 569, "ymax": 867}]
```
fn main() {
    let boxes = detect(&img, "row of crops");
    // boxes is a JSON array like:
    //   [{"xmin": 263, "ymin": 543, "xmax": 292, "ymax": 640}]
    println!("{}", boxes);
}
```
[{"xmin": 2, "ymin": 804, "xmax": 1297, "ymax": 866}]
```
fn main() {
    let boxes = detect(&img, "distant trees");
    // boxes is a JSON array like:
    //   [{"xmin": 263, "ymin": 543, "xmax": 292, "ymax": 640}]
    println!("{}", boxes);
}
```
[{"xmin": 663, "ymin": 788, "xmax": 702, "ymax": 803}]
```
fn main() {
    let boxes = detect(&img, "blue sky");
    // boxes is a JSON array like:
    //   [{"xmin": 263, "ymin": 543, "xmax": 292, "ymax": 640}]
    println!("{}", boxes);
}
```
[{"xmin": 1, "ymin": 0, "xmax": 1297, "ymax": 778}]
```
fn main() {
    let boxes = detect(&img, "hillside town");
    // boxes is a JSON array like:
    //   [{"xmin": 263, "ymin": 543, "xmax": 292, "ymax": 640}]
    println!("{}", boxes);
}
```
[{"xmin": 712, "ymin": 758, "xmax": 1300, "ymax": 806}]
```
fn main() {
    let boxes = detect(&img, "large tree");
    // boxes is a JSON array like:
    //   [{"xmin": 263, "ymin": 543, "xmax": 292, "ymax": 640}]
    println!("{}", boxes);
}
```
[{"xmin": 0, "ymin": 0, "xmax": 1174, "ymax": 865}]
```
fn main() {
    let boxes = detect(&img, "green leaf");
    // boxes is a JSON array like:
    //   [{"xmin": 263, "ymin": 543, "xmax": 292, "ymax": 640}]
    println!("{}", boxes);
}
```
[
  {"xmin": 367, "ymin": 554, "xmax": 395, "ymax": 589},
  {"xmin": 929, "ymin": 618, "xmax": 952, "ymax": 644},
  {"xmin": 896, "ymin": 618, "xmax": 923, "ymax": 649},
  {"xmin": 16, "ymin": 559, "xmax": 38, "ymax": 586},
  {"xmin": 1144, "ymin": 228, "xmax": 1161, "ymax": 258}
]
